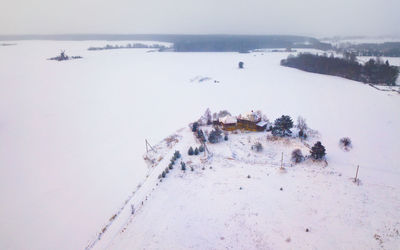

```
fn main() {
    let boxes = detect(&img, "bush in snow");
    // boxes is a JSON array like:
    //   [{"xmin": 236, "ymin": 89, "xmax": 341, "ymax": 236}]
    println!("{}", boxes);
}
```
[
  {"xmin": 251, "ymin": 142, "xmax": 263, "ymax": 152},
  {"xmin": 291, "ymin": 149, "xmax": 304, "ymax": 163},
  {"xmin": 181, "ymin": 161, "xmax": 186, "ymax": 171},
  {"xmin": 208, "ymin": 128, "xmax": 223, "ymax": 143},
  {"xmin": 272, "ymin": 115, "xmax": 293, "ymax": 137},
  {"xmin": 192, "ymin": 122, "xmax": 199, "ymax": 132},
  {"xmin": 310, "ymin": 141, "xmax": 326, "ymax": 160},
  {"xmin": 199, "ymin": 145, "xmax": 205, "ymax": 152},
  {"xmin": 174, "ymin": 150, "xmax": 181, "ymax": 159},
  {"xmin": 224, "ymin": 134, "xmax": 228, "ymax": 141},
  {"xmin": 197, "ymin": 129, "xmax": 206, "ymax": 142},
  {"xmin": 168, "ymin": 163, "xmax": 173, "ymax": 169},
  {"xmin": 194, "ymin": 147, "xmax": 199, "ymax": 155},
  {"xmin": 239, "ymin": 61, "xmax": 244, "ymax": 69},
  {"xmin": 339, "ymin": 137, "xmax": 352, "ymax": 151},
  {"xmin": 188, "ymin": 146, "xmax": 194, "ymax": 155},
  {"xmin": 161, "ymin": 171, "xmax": 166, "ymax": 178}
]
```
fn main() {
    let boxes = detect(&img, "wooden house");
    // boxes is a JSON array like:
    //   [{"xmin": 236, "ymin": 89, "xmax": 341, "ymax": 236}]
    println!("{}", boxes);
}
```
[
  {"xmin": 219, "ymin": 116, "xmax": 237, "ymax": 131},
  {"xmin": 237, "ymin": 111, "xmax": 267, "ymax": 132}
]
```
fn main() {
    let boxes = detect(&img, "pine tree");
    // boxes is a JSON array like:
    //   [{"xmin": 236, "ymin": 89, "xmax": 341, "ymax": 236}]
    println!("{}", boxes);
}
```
[
  {"xmin": 188, "ymin": 146, "xmax": 194, "ymax": 155},
  {"xmin": 192, "ymin": 122, "xmax": 199, "ymax": 132},
  {"xmin": 199, "ymin": 145, "xmax": 205, "ymax": 152},
  {"xmin": 310, "ymin": 141, "xmax": 326, "ymax": 160},
  {"xmin": 272, "ymin": 115, "xmax": 293, "ymax": 137},
  {"xmin": 181, "ymin": 161, "xmax": 186, "ymax": 171},
  {"xmin": 194, "ymin": 147, "xmax": 199, "ymax": 155}
]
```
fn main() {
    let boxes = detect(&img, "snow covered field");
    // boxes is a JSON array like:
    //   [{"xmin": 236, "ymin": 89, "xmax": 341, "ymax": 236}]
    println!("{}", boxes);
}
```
[{"xmin": 0, "ymin": 41, "xmax": 399, "ymax": 249}]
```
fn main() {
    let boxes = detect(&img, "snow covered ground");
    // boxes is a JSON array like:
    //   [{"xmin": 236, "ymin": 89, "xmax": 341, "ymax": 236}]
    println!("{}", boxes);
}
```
[{"xmin": 0, "ymin": 40, "xmax": 399, "ymax": 250}]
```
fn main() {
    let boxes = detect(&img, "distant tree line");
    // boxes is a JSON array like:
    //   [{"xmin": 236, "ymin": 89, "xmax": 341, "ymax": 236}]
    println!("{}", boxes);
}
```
[
  {"xmin": 336, "ymin": 42, "xmax": 400, "ymax": 57},
  {"xmin": 88, "ymin": 43, "xmax": 167, "ymax": 51},
  {"xmin": 281, "ymin": 53, "xmax": 399, "ymax": 85},
  {"xmin": 173, "ymin": 35, "xmax": 331, "ymax": 52}
]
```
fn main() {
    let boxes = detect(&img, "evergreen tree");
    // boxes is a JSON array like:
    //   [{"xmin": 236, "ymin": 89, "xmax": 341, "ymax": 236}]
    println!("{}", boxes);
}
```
[
  {"xmin": 181, "ymin": 161, "xmax": 186, "ymax": 171},
  {"xmin": 192, "ymin": 122, "xmax": 199, "ymax": 132},
  {"xmin": 310, "ymin": 141, "xmax": 326, "ymax": 160},
  {"xmin": 188, "ymin": 146, "xmax": 194, "ymax": 155},
  {"xmin": 199, "ymin": 145, "xmax": 205, "ymax": 152},
  {"xmin": 272, "ymin": 115, "xmax": 293, "ymax": 137},
  {"xmin": 194, "ymin": 147, "xmax": 199, "ymax": 155},
  {"xmin": 239, "ymin": 61, "xmax": 244, "ymax": 69}
]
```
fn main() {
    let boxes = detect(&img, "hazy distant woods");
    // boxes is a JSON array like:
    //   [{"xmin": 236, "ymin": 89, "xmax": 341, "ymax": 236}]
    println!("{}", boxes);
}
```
[
  {"xmin": 337, "ymin": 42, "xmax": 400, "ymax": 57},
  {"xmin": 281, "ymin": 53, "xmax": 399, "ymax": 85},
  {"xmin": 88, "ymin": 43, "xmax": 167, "ymax": 51}
]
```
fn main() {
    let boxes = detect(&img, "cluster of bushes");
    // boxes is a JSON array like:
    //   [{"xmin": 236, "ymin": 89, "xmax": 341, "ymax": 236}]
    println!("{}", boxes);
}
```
[
  {"xmin": 270, "ymin": 115, "xmax": 310, "ymax": 139},
  {"xmin": 281, "ymin": 53, "xmax": 399, "ymax": 85},
  {"xmin": 159, "ymin": 150, "xmax": 181, "ymax": 179},
  {"xmin": 208, "ymin": 128, "xmax": 223, "ymax": 143},
  {"xmin": 188, "ymin": 145, "xmax": 205, "ymax": 155},
  {"xmin": 291, "ymin": 141, "xmax": 326, "ymax": 164},
  {"xmin": 48, "ymin": 51, "xmax": 82, "ymax": 61}
]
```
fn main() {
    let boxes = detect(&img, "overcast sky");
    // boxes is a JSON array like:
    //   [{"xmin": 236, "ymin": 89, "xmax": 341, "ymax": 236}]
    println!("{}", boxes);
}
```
[{"xmin": 1, "ymin": 0, "xmax": 399, "ymax": 37}]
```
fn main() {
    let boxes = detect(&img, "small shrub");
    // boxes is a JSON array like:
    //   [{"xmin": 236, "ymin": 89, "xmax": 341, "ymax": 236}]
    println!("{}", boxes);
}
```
[
  {"xmin": 181, "ymin": 161, "xmax": 186, "ymax": 171},
  {"xmin": 192, "ymin": 122, "xmax": 199, "ymax": 132},
  {"xmin": 251, "ymin": 142, "xmax": 263, "ymax": 152},
  {"xmin": 188, "ymin": 146, "xmax": 194, "ymax": 155},
  {"xmin": 168, "ymin": 163, "xmax": 173, "ymax": 169},
  {"xmin": 291, "ymin": 149, "xmax": 304, "ymax": 163},
  {"xmin": 339, "ymin": 137, "xmax": 352, "ymax": 151},
  {"xmin": 165, "ymin": 168, "xmax": 169, "ymax": 173},
  {"xmin": 310, "ymin": 141, "xmax": 326, "ymax": 160},
  {"xmin": 194, "ymin": 147, "xmax": 199, "ymax": 155},
  {"xmin": 239, "ymin": 61, "xmax": 244, "ymax": 69},
  {"xmin": 161, "ymin": 171, "xmax": 166, "ymax": 178},
  {"xmin": 224, "ymin": 134, "xmax": 228, "ymax": 141},
  {"xmin": 190, "ymin": 166, "xmax": 194, "ymax": 171},
  {"xmin": 199, "ymin": 145, "xmax": 205, "ymax": 152},
  {"xmin": 174, "ymin": 150, "xmax": 181, "ymax": 159}
]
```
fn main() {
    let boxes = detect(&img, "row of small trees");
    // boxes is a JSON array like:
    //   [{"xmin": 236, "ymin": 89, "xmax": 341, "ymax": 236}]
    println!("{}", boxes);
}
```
[{"xmin": 159, "ymin": 150, "xmax": 183, "ymax": 179}]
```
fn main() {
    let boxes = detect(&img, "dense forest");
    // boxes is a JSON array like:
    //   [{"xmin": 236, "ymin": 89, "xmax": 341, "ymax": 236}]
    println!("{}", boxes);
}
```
[{"xmin": 281, "ymin": 53, "xmax": 399, "ymax": 85}]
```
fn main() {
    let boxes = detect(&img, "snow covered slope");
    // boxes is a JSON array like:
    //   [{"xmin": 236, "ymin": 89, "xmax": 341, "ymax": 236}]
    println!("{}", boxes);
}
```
[
  {"xmin": 0, "ymin": 41, "xmax": 399, "ymax": 249},
  {"xmin": 106, "ymin": 127, "xmax": 400, "ymax": 250}
]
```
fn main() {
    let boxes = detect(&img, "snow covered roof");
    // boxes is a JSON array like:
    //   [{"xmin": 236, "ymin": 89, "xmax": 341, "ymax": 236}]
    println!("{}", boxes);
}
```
[
  {"xmin": 219, "ymin": 115, "xmax": 237, "ymax": 124},
  {"xmin": 256, "ymin": 121, "xmax": 269, "ymax": 127},
  {"xmin": 239, "ymin": 111, "xmax": 261, "ymax": 122}
]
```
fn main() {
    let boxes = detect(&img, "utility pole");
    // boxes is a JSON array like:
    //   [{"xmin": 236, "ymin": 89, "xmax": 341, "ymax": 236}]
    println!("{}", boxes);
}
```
[
  {"xmin": 145, "ymin": 139, "xmax": 155, "ymax": 153},
  {"xmin": 354, "ymin": 165, "xmax": 360, "ymax": 183}
]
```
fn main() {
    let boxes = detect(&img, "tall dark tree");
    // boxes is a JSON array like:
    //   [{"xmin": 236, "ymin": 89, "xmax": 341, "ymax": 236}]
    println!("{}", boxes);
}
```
[
  {"xmin": 272, "ymin": 115, "xmax": 293, "ymax": 137},
  {"xmin": 310, "ymin": 141, "xmax": 326, "ymax": 160}
]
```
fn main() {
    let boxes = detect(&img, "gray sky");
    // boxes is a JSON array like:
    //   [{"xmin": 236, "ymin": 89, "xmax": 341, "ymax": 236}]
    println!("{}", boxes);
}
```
[{"xmin": 1, "ymin": 0, "xmax": 399, "ymax": 37}]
